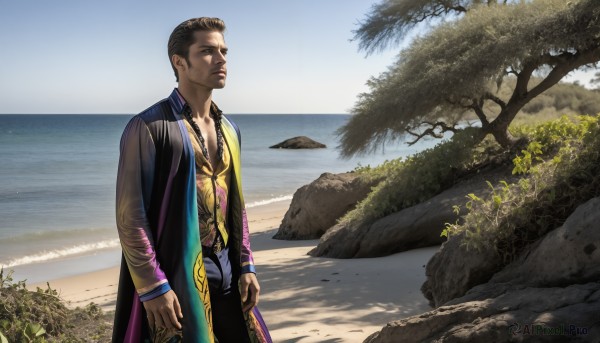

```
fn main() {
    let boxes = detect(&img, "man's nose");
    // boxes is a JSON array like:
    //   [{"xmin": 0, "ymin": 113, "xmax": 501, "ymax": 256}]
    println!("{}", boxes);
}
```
[{"xmin": 216, "ymin": 51, "xmax": 226, "ymax": 64}]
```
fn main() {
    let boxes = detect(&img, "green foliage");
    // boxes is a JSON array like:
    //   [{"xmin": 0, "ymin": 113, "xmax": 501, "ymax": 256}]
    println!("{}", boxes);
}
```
[
  {"xmin": 343, "ymin": 127, "xmax": 505, "ymax": 225},
  {"xmin": 340, "ymin": 0, "xmax": 600, "ymax": 156},
  {"xmin": 445, "ymin": 115, "xmax": 600, "ymax": 262},
  {"xmin": 353, "ymin": 0, "xmax": 472, "ymax": 54},
  {"xmin": 0, "ymin": 268, "xmax": 67, "ymax": 342},
  {"xmin": 0, "ymin": 269, "xmax": 113, "ymax": 343},
  {"xmin": 23, "ymin": 323, "xmax": 46, "ymax": 341}
]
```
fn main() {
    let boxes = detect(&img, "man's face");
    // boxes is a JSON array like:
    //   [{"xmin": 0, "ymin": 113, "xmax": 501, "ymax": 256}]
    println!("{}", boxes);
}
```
[{"xmin": 177, "ymin": 30, "xmax": 228, "ymax": 90}]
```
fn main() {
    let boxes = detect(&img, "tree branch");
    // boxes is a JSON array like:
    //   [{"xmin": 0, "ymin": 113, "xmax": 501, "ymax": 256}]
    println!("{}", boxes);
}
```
[
  {"xmin": 487, "ymin": 45, "xmax": 600, "ymax": 144},
  {"xmin": 513, "ymin": 51, "xmax": 581, "ymax": 99},
  {"xmin": 507, "ymin": 66, "xmax": 519, "ymax": 76},
  {"xmin": 513, "ymin": 62, "xmax": 536, "ymax": 97},
  {"xmin": 470, "ymin": 98, "xmax": 490, "ymax": 127},
  {"xmin": 445, "ymin": 95, "xmax": 473, "ymax": 108},
  {"xmin": 538, "ymin": 51, "xmax": 577, "ymax": 66},
  {"xmin": 527, "ymin": 47, "xmax": 600, "ymax": 102},
  {"xmin": 484, "ymin": 92, "xmax": 507, "ymax": 110},
  {"xmin": 438, "ymin": 0, "xmax": 468, "ymax": 13},
  {"xmin": 448, "ymin": 5, "xmax": 468, "ymax": 13},
  {"xmin": 405, "ymin": 121, "xmax": 458, "ymax": 146}
]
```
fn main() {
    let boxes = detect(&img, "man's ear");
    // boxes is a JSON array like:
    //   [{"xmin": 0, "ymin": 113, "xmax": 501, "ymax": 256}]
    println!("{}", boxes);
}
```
[{"xmin": 172, "ymin": 54, "xmax": 186, "ymax": 72}]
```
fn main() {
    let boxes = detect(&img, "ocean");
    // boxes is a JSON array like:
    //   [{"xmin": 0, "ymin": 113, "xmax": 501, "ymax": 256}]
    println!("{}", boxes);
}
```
[{"xmin": 0, "ymin": 114, "xmax": 436, "ymax": 283}]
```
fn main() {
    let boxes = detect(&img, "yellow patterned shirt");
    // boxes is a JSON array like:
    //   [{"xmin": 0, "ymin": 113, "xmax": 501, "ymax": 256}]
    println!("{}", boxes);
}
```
[{"xmin": 183, "ymin": 119, "xmax": 231, "ymax": 250}]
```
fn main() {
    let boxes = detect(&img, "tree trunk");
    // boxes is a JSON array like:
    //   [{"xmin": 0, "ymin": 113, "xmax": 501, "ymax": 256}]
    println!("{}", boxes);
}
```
[
  {"xmin": 489, "ymin": 124, "xmax": 515, "ymax": 148},
  {"xmin": 483, "ymin": 47, "xmax": 600, "ymax": 149},
  {"xmin": 485, "ymin": 104, "xmax": 520, "ymax": 148}
]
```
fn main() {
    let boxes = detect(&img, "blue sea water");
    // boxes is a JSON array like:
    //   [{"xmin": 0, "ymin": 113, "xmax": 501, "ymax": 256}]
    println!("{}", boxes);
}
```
[{"xmin": 0, "ymin": 114, "xmax": 436, "ymax": 283}]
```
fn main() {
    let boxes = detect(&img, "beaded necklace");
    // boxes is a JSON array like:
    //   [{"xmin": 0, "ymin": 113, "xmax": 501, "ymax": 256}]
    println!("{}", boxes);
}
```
[{"xmin": 182, "ymin": 104, "xmax": 224, "ymax": 164}]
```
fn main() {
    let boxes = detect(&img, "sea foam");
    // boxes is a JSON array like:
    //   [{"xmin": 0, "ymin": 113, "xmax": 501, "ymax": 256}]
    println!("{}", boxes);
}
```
[
  {"xmin": 246, "ymin": 195, "xmax": 293, "ymax": 208},
  {"xmin": 0, "ymin": 239, "xmax": 120, "ymax": 268}
]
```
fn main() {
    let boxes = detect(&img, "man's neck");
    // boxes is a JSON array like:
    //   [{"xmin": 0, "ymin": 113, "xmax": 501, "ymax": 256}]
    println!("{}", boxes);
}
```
[{"xmin": 177, "ymin": 83, "xmax": 213, "ymax": 120}]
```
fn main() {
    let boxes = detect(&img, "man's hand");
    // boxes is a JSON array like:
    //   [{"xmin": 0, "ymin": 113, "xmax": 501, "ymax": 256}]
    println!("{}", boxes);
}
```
[
  {"xmin": 240, "ymin": 273, "xmax": 260, "ymax": 312},
  {"xmin": 143, "ymin": 290, "xmax": 183, "ymax": 330}
]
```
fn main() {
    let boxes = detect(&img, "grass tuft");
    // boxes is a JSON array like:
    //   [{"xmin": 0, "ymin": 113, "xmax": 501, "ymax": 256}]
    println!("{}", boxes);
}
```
[{"xmin": 0, "ymin": 269, "xmax": 113, "ymax": 342}]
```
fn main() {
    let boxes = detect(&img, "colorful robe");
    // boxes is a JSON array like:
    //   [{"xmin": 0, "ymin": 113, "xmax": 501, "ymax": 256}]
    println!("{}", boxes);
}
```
[{"xmin": 112, "ymin": 89, "xmax": 271, "ymax": 343}]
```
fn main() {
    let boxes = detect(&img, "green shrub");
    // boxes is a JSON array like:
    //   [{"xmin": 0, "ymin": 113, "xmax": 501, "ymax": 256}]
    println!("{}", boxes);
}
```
[
  {"xmin": 444, "ymin": 115, "xmax": 600, "ymax": 262},
  {"xmin": 0, "ymin": 269, "xmax": 68, "ymax": 342},
  {"xmin": 0, "ymin": 269, "xmax": 113, "ymax": 342},
  {"xmin": 344, "ymin": 127, "xmax": 507, "ymax": 225}
]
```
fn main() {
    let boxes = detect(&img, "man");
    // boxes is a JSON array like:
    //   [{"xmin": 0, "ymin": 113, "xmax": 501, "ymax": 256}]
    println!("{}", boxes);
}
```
[{"xmin": 112, "ymin": 17, "xmax": 272, "ymax": 343}]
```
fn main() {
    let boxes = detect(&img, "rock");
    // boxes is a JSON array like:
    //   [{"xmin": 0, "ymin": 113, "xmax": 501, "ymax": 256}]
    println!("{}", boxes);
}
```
[
  {"xmin": 269, "ymin": 136, "xmax": 326, "ymax": 149},
  {"xmin": 309, "ymin": 167, "xmax": 514, "ymax": 258},
  {"xmin": 490, "ymin": 196, "xmax": 600, "ymax": 287},
  {"xmin": 273, "ymin": 172, "xmax": 376, "ymax": 239},
  {"xmin": 307, "ymin": 221, "xmax": 357, "ymax": 257},
  {"xmin": 422, "ymin": 196, "xmax": 600, "ymax": 309},
  {"xmin": 365, "ymin": 197, "xmax": 600, "ymax": 343},
  {"xmin": 365, "ymin": 282, "xmax": 600, "ymax": 343},
  {"xmin": 420, "ymin": 232, "xmax": 502, "ymax": 307}
]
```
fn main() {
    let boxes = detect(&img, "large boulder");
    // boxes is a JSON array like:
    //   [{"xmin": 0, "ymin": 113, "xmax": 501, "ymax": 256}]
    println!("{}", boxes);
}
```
[
  {"xmin": 365, "ymin": 197, "xmax": 600, "ymax": 343},
  {"xmin": 420, "ymin": 231, "xmax": 502, "ymax": 307},
  {"xmin": 422, "ymin": 195, "xmax": 600, "ymax": 309},
  {"xmin": 273, "ymin": 172, "xmax": 376, "ymax": 240},
  {"xmin": 490, "ymin": 196, "xmax": 600, "ymax": 287},
  {"xmin": 309, "ymin": 167, "xmax": 514, "ymax": 258},
  {"xmin": 365, "ymin": 282, "xmax": 600, "ymax": 343},
  {"xmin": 269, "ymin": 136, "xmax": 326, "ymax": 149}
]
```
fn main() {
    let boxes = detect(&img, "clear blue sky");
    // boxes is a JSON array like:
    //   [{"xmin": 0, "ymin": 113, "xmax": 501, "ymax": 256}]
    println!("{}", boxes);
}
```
[
  {"xmin": 0, "ymin": 0, "xmax": 401, "ymax": 114},
  {"xmin": 0, "ymin": 0, "xmax": 595, "ymax": 114}
]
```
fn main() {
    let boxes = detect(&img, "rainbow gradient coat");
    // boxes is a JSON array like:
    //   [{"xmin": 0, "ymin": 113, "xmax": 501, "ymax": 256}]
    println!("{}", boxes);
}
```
[{"xmin": 112, "ymin": 89, "xmax": 271, "ymax": 343}]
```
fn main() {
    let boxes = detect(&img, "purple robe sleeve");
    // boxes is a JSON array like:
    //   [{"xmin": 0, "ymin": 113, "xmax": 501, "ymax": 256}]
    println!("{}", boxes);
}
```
[
  {"xmin": 116, "ymin": 116, "xmax": 170, "ymax": 298},
  {"xmin": 240, "ymin": 208, "xmax": 256, "ymax": 274}
]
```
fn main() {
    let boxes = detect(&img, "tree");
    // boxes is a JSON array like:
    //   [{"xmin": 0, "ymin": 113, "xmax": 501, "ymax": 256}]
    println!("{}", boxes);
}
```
[
  {"xmin": 339, "ymin": 0, "xmax": 600, "ymax": 156},
  {"xmin": 592, "ymin": 71, "xmax": 600, "ymax": 88}
]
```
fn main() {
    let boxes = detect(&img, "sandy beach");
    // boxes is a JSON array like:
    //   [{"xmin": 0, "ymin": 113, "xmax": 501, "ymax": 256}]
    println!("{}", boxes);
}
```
[{"xmin": 31, "ymin": 200, "xmax": 437, "ymax": 342}]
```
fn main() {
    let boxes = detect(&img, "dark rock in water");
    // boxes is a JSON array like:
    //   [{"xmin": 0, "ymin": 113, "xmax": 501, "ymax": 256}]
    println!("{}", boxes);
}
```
[
  {"xmin": 269, "ymin": 136, "xmax": 326, "ymax": 149},
  {"xmin": 273, "ymin": 172, "xmax": 377, "ymax": 240}
]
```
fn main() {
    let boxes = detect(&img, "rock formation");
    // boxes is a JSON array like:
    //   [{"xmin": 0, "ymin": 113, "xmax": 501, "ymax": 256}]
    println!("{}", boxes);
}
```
[
  {"xmin": 364, "ymin": 197, "xmax": 600, "ymax": 343},
  {"xmin": 269, "ymin": 136, "xmax": 326, "ymax": 149},
  {"xmin": 365, "ymin": 282, "xmax": 600, "ymax": 343},
  {"xmin": 309, "ymin": 167, "xmax": 514, "ymax": 258},
  {"xmin": 420, "ymin": 231, "xmax": 502, "ymax": 307},
  {"xmin": 273, "ymin": 172, "xmax": 376, "ymax": 239}
]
